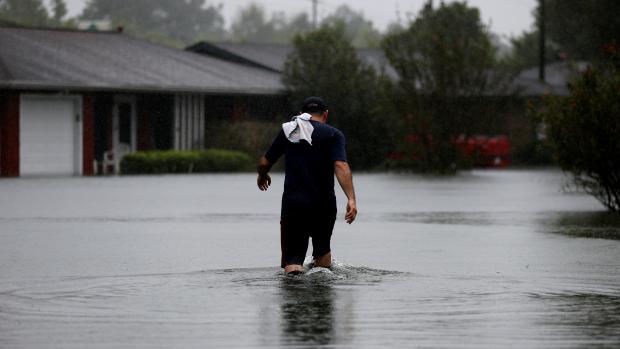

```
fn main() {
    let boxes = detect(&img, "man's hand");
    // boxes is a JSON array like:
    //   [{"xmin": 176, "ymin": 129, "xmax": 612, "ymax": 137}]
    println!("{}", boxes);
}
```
[
  {"xmin": 257, "ymin": 156, "xmax": 273, "ymax": 191},
  {"xmin": 334, "ymin": 161, "xmax": 357, "ymax": 224},
  {"xmin": 345, "ymin": 198, "xmax": 357, "ymax": 224},
  {"xmin": 257, "ymin": 174, "xmax": 271, "ymax": 191}
]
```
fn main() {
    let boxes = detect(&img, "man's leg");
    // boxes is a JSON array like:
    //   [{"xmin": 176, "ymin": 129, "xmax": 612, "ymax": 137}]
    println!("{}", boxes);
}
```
[
  {"xmin": 284, "ymin": 264, "xmax": 303, "ymax": 273},
  {"xmin": 311, "ymin": 213, "xmax": 336, "ymax": 269},
  {"xmin": 281, "ymin": 216, "xmax": 309, "ymax": 274},
  {"xmin": 313, "ymin": 251, "xmax": 332, "ymax": 268}
]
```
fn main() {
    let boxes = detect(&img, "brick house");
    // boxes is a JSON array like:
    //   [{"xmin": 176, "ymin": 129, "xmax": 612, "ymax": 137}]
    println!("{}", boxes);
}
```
[{"xmin": 0, "ymin": 25, "xmax": 286, "ymax": 177}]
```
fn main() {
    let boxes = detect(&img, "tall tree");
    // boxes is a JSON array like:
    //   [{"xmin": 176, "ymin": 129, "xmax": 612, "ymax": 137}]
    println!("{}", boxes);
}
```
[
  {"xmin": 285, "ymin": 13, "xmax": 313, "ymax": 34},
  {"xmin": 283, "ymin": 25, "xmax": 390, "ymax": 169},
  {"xmin": 541, "ymin": 0, "xmax": 620, "ymax": 60},
  {"xmin": 81, "ymin": 0, "xmax": 225, "ymax": 46},
  {"xmin": 382, "ymin": 2, "xmax": 510, "ymax": 173},
  {"xmin": 230, "ymin": 4, "xmax": 313, "ymax": 44},
  {"xmin": 507, "ymin": 29, "xmax": 561, "ymax": 71},
  {"xmin": 0, "ymin": 0, "xmax": 49, "ymax": 25},
  {"xmin": 229, "ymin": 4, "xmax": 380, "ymax": 46},
  {"xmin": 274, "ymin": 13, "xmax": 313, "ymax": 43},
  {"xmin": 230, "ymin": 3, "xmax": 275, "ymax": 43},
  {"xmin": 322, "ymin": 5, "xmax": 382, "ymax": 48},
  {"xmin": 51, "ymin": 0, "xmax": 68, "ymax": 22}
]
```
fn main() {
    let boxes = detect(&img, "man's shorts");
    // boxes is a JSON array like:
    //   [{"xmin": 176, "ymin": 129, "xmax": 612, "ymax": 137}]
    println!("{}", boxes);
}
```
[{"xmin": 280, "ymin": 213, "xmax": 336, "ymax": 268}]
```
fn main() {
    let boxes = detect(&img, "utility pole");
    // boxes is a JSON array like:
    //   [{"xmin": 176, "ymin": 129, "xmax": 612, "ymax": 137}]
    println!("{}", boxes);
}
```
[
  {"xmin": 312, "ymin": 0, "xmax": 318, "ymax": 29},
  {"xmin": 539, "ymin": 0, "xmax": 546, "ymax": 82}
]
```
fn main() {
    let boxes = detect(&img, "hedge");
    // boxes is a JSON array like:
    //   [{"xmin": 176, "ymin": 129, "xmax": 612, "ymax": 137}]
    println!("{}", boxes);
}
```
[{"xmin": 120, "ymin": 149, "xmax": 252, "ymax": 174}]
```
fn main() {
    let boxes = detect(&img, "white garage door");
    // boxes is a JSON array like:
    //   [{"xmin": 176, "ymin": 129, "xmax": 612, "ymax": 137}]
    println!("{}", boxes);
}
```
[{"xmin": 20, "ymin": 96, "xmax": 81, "ymax": 176}]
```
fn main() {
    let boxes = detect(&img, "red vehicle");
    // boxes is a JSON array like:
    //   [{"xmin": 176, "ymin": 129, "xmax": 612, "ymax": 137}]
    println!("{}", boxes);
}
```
[
  {"xmin": 389, "ymin": 134, "xmax": 511, "ymax": 168},
  {"xmin": 455, "ymin": 135, "xmax": 511, "ymax": 168}
]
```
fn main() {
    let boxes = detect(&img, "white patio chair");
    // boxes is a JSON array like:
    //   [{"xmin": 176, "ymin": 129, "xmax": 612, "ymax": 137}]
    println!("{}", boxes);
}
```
[{"xmin": 102, "ymin": 143, "xmax": 132, "ymax": 175}]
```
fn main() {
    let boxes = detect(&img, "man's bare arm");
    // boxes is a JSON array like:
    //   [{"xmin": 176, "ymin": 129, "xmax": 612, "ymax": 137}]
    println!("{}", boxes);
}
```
[
  {"xmin": 257, "ymin": 156, "xmax": 273, "ymax": 191},
  {"xmin": 334, "ymin": 160, "xmax": 357, "ymax": 224}
]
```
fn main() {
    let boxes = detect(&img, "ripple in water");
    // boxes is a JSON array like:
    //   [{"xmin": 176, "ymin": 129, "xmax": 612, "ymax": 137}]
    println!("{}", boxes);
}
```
[{"xmin": 1, "ymin": 259, "xmax": 619, "ymax": 348}]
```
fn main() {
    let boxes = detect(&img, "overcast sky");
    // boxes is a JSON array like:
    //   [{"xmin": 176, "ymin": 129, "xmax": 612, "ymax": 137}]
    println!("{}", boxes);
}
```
[{"xmin": 60, "ymin": 0, "xmax": 537, "ymax": 39}]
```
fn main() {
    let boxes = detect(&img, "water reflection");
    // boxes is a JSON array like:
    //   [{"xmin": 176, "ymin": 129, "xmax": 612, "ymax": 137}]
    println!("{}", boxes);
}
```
[
  {"xmin": 529, "ymin": 292, "xmax": 620, "ymax": 343},
  {"xmin": 547, "ymin": 211, "xmax": 620, "ymax": 240},
  {"xmin": 278, "ymin": 277, "xmax": 336, "ymax": 346}
]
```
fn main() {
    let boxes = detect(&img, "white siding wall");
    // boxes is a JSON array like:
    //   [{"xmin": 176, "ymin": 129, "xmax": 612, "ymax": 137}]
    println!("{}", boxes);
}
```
[{"xmin": 174, "ymin": 94, "xmax": 205, "ymax": 150}]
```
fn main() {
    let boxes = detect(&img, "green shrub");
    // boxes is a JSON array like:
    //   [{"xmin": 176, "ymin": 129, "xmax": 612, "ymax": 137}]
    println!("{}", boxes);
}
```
[
  {"xmin": 537, "ymin": 57, "xmax": 620, "ymax": 211},
  {"xmin": 120, "ymin": 149, "xmax": 252, "ymax": 174}
]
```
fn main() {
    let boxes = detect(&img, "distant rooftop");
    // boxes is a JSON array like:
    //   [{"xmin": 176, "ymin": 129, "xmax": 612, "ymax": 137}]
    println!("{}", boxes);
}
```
[
  {"xmin": 188, "ymin": 41, "xmax": 587, "ymax": 97},
  {"xmin": 512, "ymin": 61, "xmax": 588, "ymax": 96},
  {"xmin": 187, "ymin": 41, "xmax": 400, "ymax": 80},
  {"xmin": 0, "ymin": 25, "xmax": 284, "ymax": 95}
]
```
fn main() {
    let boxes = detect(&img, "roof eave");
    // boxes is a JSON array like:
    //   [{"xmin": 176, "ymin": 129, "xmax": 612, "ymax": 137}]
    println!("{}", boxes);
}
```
[{"xmin": 0, "ymin": 80, "xmax": 286, "ymax": 96}]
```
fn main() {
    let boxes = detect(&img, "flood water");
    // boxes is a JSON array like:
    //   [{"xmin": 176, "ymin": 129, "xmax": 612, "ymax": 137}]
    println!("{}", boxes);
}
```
[{"xmin": 1, "ymin": 170, "xmax": 619, "ymax": 348}]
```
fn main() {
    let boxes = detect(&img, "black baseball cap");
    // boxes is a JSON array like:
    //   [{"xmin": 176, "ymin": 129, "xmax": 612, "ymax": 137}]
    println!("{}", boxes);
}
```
[{"xmin": 301, "ymin": 96, "xmax": 328, "ymax": 113}]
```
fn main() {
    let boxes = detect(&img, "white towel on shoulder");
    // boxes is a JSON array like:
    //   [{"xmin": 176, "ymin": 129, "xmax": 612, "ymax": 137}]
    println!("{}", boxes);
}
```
[{"xmin": 282, "ymin": 113, "xmax": 314, "ymax": 145}]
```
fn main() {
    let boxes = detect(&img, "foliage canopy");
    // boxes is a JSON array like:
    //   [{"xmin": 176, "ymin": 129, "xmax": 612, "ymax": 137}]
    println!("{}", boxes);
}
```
[
  {"xmin": 230, "ymin": 3, "xmax": 381, "ymax": 47},
  {"xmin": 537, "ymin": 55, "xmax": 620, "ymax": 211},
  {"xmin": 81, "ymin": 0, "xmax": 225, "ymax": 46},
  {"xmin": 230, "ymin": 3, "xmax": 312, "ymax": 44},
  {"xmin": 542, "ymin": 0, "xmax": 620, "ymax": 61},
  {"xmin": 0, "ymin": 0, "xmax": 54, "ymax": 26},
  {"xmin": 282, "ymin": 25, "xmax": 390, "ymax": 170},
  {"xmin": 381, "ymin": 2, "xmax": 511, "ymax": 173},
  {"xmin": 321, "ymin": 5, "xmax": 382, "ymax": 48},
  {"xmin": 507, "ymin": 29, "xmax": 560, "ymax": 71}
]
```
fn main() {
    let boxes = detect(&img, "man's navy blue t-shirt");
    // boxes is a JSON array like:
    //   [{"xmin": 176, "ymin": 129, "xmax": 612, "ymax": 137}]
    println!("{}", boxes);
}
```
[{"xmin": 265, "ymin": 120, "xmax": 347, "ymax": 217}]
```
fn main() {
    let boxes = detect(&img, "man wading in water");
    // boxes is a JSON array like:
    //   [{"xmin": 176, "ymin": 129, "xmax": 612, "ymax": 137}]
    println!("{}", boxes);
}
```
[{"xmin": 257, "ymin": 97, "xmax": 357, "ymax": 275}]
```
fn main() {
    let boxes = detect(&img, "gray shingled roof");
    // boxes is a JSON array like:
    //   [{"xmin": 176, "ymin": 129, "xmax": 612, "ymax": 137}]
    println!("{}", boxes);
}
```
[
  {"xmin": 0, "ymin": 26, "xmax": 285, "ymax": 94},
  {"xmin": 512, "ymin": 61, "xmax": 588, "ymax": 97},
  {"xmin": 189, "ymin": 41, "xmax": 399, "ymax": 80},
  {"xmin": 209, "ymin": 42, "xmax": 291, "ymax": 72}
]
